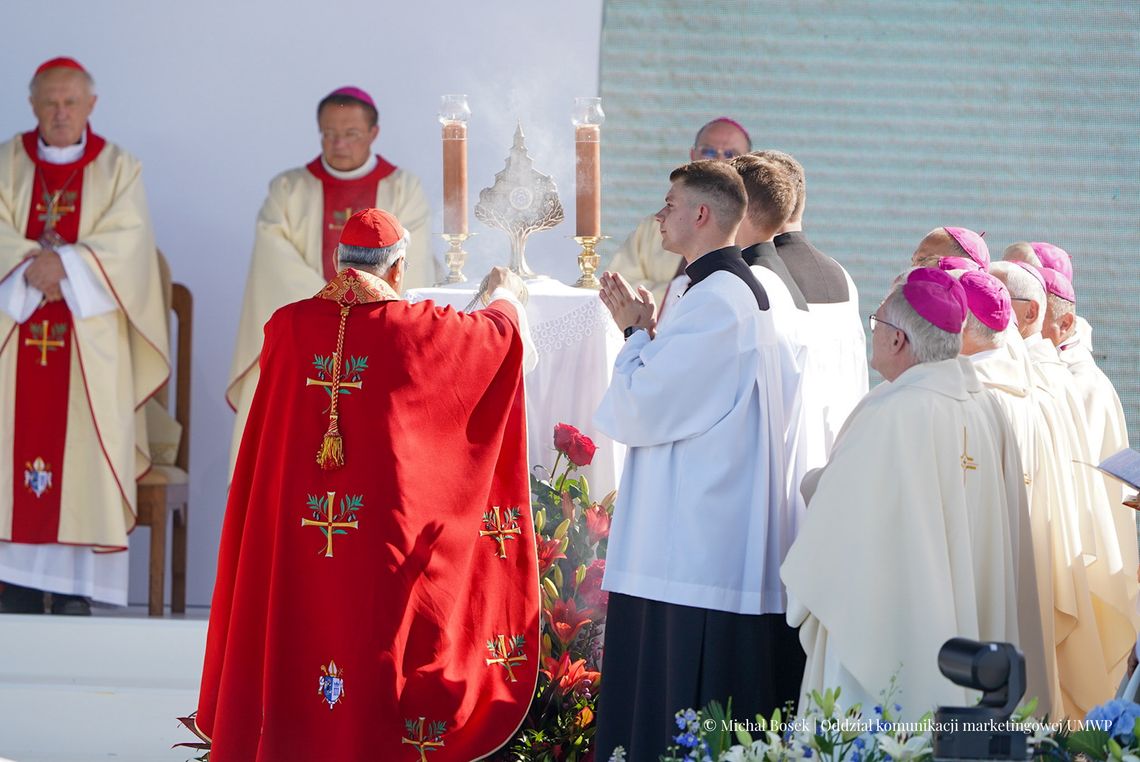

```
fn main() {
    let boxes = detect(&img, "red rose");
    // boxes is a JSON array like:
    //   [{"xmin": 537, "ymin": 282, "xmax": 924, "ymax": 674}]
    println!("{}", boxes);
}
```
[
  {"xmin": 553, "ymin": 423, "xmax": 579, "ymax": 454},
  {"xmin": 578, "ymin": 559, "xmax": 608, "ymax": 609},
  {"xmin": 566, "ymin": 432, "xmax": 597, "ymax": 467}
]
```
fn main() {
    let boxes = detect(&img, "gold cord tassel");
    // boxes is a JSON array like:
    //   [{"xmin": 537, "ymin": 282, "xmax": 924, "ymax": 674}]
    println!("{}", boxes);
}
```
[
  {"xmin": 317, "ymin": 415, "xmax": 344, "ymax": 470},
  {"xmin": 316, "ymin": 305, "xmax": 352, "ymax": 470}
]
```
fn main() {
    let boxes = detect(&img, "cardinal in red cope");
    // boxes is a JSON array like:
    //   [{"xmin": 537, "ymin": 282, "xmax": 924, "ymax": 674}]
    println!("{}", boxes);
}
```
[{"xmin": 197, "ymin": 209, "xmax": 538, "ymax": 760}]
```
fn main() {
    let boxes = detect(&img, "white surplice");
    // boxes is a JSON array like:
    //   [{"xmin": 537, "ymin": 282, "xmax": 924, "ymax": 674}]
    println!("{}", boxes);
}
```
[
  {"xmin": 782, "ymin": 358, "xmax": 1020, "ymax": 719},
  {"xmin": 595, "ymin": 268, "xmax": 800, "ymax": 615}
]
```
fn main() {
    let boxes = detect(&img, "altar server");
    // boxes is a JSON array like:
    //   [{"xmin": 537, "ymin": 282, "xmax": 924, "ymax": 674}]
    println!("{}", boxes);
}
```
[{"xmin": 594, "ymin": 160, "xmax": 803, "ymax": 760}]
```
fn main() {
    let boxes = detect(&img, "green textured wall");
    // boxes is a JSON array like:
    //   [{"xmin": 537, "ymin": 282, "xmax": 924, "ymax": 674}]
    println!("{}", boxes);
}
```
[{"xmin": 599, "ymin": 0, "xmax": 1139, "ymax": 444}]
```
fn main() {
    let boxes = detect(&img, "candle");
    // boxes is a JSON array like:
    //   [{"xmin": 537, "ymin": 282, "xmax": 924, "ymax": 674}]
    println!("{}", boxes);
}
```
[
  {"xmin": 442, "ymin": 121, "xmax": 468, "ymax": 234},
  {"xmin": 575, "ymin": 125, "xmax": 601, "ymax": 238}
]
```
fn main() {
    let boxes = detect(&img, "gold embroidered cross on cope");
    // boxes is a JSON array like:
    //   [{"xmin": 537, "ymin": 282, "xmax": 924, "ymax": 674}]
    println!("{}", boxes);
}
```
[
  {"xmin": 484, "ymin": 634, "xmax": 527, "ymax": 682},
  {"xmin": 24, "ymin": 320, "xmax": 65, "ymax": 366},
  {"xmin": 960, "ymin": 427, "xmax": 977, "ymax": 483},
  {"xmin": 402, "ymin": 717, "xmax": 446, "ymax": 761},
  {"xmin": 480, "ymin": 506, "xmax": 522, "ymax": 559},
  {"xmin": 301, "ymin": 491, "xmax": 359, "ymax": 557}
]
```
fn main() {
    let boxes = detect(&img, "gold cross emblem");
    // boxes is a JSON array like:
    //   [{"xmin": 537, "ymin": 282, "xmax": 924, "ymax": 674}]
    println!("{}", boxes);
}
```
[
  {"xmin": 300, "ymin": 491, "xmax": 359, "ymax": 558},
  {"xmin": 306, "ymin": 354, "xmax": 363, "ymax": 394},
  {"xmin": 24, "ymin": 320, "xmax": 65, "ymax": 366},
  {"xmin": 960, "ymin": 427, "xmax": 977, "ymax": 483},
  {"xmin": 401, "ymin": 717, "xmax": 446, "ymax": 761},
  {"xmin": 484, "ymin": 634, "xmax": 527, "ymax": 682},
  {"xmin": 328, "ymin": 206, "xmax": 355, "ymax": 231},
  {"xmin": 35, "ymin": 190, "xmax": 76, "ymax": 230},
  {"xmin": 479, "ymin": 506, "xmax": 522, "ymax": 559}
]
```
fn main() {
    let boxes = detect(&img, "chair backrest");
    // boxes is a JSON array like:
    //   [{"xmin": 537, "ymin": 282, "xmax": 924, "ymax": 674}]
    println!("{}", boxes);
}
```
[{"xmin": 171, "ymin": 283, "xmax": 193, "ymax": 472}]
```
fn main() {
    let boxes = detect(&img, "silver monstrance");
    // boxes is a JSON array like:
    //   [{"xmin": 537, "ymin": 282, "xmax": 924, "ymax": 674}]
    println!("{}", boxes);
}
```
[{"xmin": 474, "ymin": 123, "xmax": 564, "ymax": 277}]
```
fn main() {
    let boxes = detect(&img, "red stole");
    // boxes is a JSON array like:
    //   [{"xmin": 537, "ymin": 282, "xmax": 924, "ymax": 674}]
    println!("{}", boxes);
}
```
[
  {"xmin": 305, "ymin": 156, "xmax": 397, "ymax": 280},
  {"xmin": 11, "ymin": 127, "xmax": 106, "ymax": 542},
  {"xmin": 197, "ymin": 270, "xmax": 538, "ymax": 761}
]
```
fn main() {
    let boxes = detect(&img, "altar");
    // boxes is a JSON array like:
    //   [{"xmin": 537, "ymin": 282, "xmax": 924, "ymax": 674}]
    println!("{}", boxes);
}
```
[{"xmin": 408, "ymin": 277, "xmax": 626, "ymax": 498}]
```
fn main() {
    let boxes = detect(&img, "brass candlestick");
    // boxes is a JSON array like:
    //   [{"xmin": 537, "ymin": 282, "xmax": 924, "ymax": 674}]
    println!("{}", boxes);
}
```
[
  {"xmin": 573, "ymin": 235, "xmax": 606, "ymax": 289},
  {"xmin": 439, "ymin": 232, "xmax": 472, "ymax": 284}
]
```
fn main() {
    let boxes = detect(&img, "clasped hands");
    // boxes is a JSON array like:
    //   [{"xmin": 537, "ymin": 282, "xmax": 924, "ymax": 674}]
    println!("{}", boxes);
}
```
[
  {"xmin": 599, "ymin": 271, "xmax": 656, "ymax": 338},
  {"xmin": 23, "ymin": 247, "xmax": 66, "ymax": 302}
]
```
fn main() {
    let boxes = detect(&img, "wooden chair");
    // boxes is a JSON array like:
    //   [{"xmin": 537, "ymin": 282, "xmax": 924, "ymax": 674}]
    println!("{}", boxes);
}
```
[{"xmin": 135, "ymin": 283, "xmax": 192, "ymax": 616}]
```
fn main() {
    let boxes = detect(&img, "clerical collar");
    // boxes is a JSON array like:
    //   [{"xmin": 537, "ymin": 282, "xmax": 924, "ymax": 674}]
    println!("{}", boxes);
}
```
[
  {"xmin": 740, "ymin": 241, "xmax": 777, "ymax": 266},
  {"xmin": 684, "ymin": 246, "xmax": 769, "ymax": 310},
  {"xmin": 38, "ymin": 129, "xmax": 87, "ymax": 165},
  {"xmin": 321, "ymin": 154, "xmax": 379, "ymax": 180}
]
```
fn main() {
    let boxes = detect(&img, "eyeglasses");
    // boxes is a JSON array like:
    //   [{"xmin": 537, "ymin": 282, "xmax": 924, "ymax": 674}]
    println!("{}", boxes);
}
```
[
  {"xmin": 1009, "ymin": 297, "xmax": 1034, "ymax": 302},
  {"xmin": 321, "ymin": 130, "xmax": 368, "ymax": 144},
  {"xmin": 694, "ymin": 145, "xmax": 742, "ymax": 160},
  {"xmin": 868, "ymin": 314, "xmax": 908, "ymax": 340}
]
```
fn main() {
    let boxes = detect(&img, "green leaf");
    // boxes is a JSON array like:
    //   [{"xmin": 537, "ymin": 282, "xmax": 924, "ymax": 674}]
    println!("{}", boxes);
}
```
[{"xmin": 1065, "ymin": 730, "xmax": 1112, "ymax": 760}]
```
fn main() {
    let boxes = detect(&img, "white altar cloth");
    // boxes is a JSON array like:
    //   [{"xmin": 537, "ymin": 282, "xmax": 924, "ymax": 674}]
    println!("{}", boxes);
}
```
[{"xmin": 408, "ymin": 277, "xmax": 626, "ymax": 499}]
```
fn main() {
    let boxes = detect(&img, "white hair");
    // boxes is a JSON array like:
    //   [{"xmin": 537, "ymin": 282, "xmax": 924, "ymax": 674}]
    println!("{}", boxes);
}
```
[
  {"xmin": 1046, "ymin": 292, "xmax": 1076, "ymax": 341},
  {"xmin": 29, "ymin": 68, "xmax": 96, "ymax": 96},
  {"xmin": 336, "ymin": 230, "xmax": 409, "ymax": 272},
  {"xmin": 988, "ymin": 261, "xmax": 1045, "ymax": 335},
  {"xmin": 880, "ymin": 277, "xmax": 962, "ymax": 364}
]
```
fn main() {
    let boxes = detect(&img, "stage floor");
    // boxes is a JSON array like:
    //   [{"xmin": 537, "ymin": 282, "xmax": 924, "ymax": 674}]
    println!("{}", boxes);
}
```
[{"xmin": 0, "ymin": 608, "xmax": 208, "ymax": 762}]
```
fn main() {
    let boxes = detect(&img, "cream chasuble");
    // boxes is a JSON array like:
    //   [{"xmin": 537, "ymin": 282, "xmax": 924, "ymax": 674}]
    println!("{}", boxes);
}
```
[
  {"xmin": 226, "ymin": 163, "xmax": 433, "ymax": 473},
  {"xmin": 607, "ymin": 213, "xmax": 683, "ymax": 305},
  {"xmin": 1026, "ymin": 334, "xmax": 1139, "ymax": 714},
  {"xmin": 0, "ymin": 132, "xmax": 168, "ymax": 603},
  {"xmin": 782, "ymin": 359, "xmax": 1020, "ymax": 720}
]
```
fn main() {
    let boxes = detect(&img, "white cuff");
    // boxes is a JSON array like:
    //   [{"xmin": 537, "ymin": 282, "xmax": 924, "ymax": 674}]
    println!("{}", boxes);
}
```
[
  {"xmin": 486, "ymin": 287, "xmax": 538, "ymax": 374},
  {"xmin": 58, "ymin": 245, "xmax": 116, "ymax": 319},
  {"xmin": 0, "ymin": 260, "xmax": 42, "ymax": 323}
]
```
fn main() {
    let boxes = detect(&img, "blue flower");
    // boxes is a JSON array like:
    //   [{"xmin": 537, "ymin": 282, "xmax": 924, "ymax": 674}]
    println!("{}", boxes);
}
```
[
  {"xmin": 853, "ymin": 737, "xmax": 866, "ymax": 750},
  {"xmin": 874, "ymin": 705, "xmax": 883, "ymax": 716},
  {"xmin": 851, "ymin": 752, "xmax": 862, "ymax": 762},
  {"xmin": 1087, "ymin": 699, "xmax": 1140, "ymax": 745},
  {"xmin": 674, "ymin": 731, "xmax": 699, "ymax": 749},
  {"xmin": 803, "ymin": 748, "xmax": 814, "ymax": 759},
  {"xmin": 893, "ymin": 703, "xmax": 902, "ymax": 713}
]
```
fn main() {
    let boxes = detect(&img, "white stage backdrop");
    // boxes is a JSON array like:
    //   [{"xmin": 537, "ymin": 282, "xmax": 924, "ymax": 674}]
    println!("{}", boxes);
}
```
[{"xmin": 0, "ymin": 0, "xmax": 604, "ymax": 608}]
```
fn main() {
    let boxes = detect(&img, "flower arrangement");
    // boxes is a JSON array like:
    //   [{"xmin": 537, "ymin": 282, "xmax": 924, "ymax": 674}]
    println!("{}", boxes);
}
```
[
  {"xmin": 611, "ymin": 683, "xmax": 1138, "ymax": 762},
  {"xmin": 491, "ymin": 422, "xmax": 614, "ymax": 762}
]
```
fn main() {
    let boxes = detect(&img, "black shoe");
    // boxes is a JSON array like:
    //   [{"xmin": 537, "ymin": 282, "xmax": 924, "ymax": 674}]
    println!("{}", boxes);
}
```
[
  {"xmin": 50, "ymin": 594, "xmax": 91, "ymax": 616},
  {"xmin": 0, "ymin": 583, "xmax": 46, "ymax": 614}
]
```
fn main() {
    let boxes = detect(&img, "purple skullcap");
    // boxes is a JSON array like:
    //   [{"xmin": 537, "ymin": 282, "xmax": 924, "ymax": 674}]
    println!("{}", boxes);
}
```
[
  {"xmin": 944, "ymin": 227, "xmax": 990, "ymax": 268},
  {"xmin": 1011, "ymin": 260, "xmax": 1047, "ymax": 293},
  {"xmin": 958, "ymin": 270, "xmax": 1012, "ymax": 331},
  {"xmin": 1030, "ymin": 242, "xmax": 1073, "ymax": 281},
  {"xmin": 326, "ymin": 86, "xmax": 376, "ymax": 111},
  {"xmin": 706, "ymin": 117, "xmax": 751, "ymax": 146},
  {"xmin": 938, "ymin": 256, "xmax": 981, "ymax": 272},
  {"xmin": 902, "ymin": 267, "xmax": 968, "ymax": 334},
  {"xmin": 1040, "ymin": 266, "xmax": 1075, "ymax": 302}
]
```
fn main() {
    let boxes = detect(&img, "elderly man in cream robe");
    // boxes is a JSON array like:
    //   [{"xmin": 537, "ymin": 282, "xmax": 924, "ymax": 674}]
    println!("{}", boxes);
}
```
[
  {"xmin": 607, "ymin": 117, "xmax": 752, "ymax": 306},
  {"xmin": 0, "ymin": 57, "xmax": 168, "ymax": 614},
  {"xmin": 1002, "ymin": 240, "xmax": 1093, "ymax": 353},
  {"xmin": 991, "ymin": 261, "xmax": 1139, "ymax": 716},
  {"xmin": 226, "ymin": 86, "xmax": 434, "ymax": 472},
  {"xmin": 782, "ymin": 267, "xmax": 1021, "ymax": 719}
]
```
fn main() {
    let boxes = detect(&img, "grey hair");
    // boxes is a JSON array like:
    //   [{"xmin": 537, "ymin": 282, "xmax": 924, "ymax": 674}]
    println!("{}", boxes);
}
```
[
  {"xmin": 988, "ymin": 261, "xmax": 1045, "ymax": 334},
  {"xmin": 1046, "ymin": 292, "xmax": 1075, "ymax": 339},
  {"xmin": 947, "ymin": 268, "xmax": 1005, "ymax": 348},
  {"xmin": 880, "ymin": 275, "xmax": 963, "ymax": 364},
  {"xmin": 336, "ymin": 231, "xmax": 409, "ymax": 272},
  {"xmin": 1002, "ymin": 241, "xmax": 1041, "ymax": 267},
  {"xmin": 29, "ymin": 68, "xmax": 96, "ymax": 96}
]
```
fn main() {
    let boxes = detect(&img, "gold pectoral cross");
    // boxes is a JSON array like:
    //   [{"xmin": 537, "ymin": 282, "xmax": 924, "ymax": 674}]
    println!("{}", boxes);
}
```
[
  {"xmin": 480, "ymin": 507, "xmax": 522, "ymax": 559},
  {"xmin": 960, "ymin": 427, "xmax": 977, "ymax": 483},
  {"xmin": 36, "ymin": 190, "xmax": 76, "ymax": 230},
  {"xmin": 485, "ymin": 634, "xmax": 527, "ymax": 682},
  {"xmin": 402, "ymin": 718, "xmax": 445, "ymax": 762},
  {"xmin": 24, "ymin": 321, "xmax": 65, "ymax": 366},
  {"xmin": 328, "ymin": 207, "xmax": 355, "ymax": 231},
  {"xmin": 301, "ymin": 491, "xmax": 359, "ymax": 557}
]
